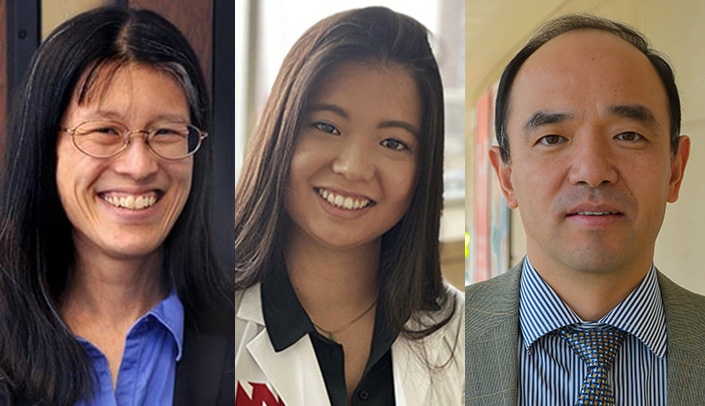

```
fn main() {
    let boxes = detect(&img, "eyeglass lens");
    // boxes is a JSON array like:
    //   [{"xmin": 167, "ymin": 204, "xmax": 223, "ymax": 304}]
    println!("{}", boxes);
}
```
[{"xmin": 71, "ymin": 121, "xmax": 203, "ymax": 159}]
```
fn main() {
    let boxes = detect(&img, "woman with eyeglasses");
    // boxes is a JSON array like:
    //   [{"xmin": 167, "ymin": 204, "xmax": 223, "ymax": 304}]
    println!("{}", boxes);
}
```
[
  {"xmin": 235, "ymin": 7, "xmax": 464, "ymax": 405},
  {"xmin": 0, "ymin": 7, "xmax": 233, "ymax": 406}
]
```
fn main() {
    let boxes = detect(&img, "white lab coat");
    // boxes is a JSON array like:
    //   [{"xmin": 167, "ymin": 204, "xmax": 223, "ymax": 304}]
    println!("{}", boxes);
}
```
[{"xmin": 235, "ymin": 283, "xmax": 464, "ymax": 405}]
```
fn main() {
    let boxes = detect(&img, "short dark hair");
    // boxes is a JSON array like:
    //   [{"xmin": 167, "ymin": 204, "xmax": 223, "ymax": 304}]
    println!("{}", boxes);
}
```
[
  {"xmin": 235, "ymin": 6, "xmax": 455, "ymax": 339},
  {"xmin": 0, "ymin": 7, "xmax": 230, "ymax": 404},
  {"xmin": 495, "ymin": 13, "xmax": 681, "ymax": 164}
]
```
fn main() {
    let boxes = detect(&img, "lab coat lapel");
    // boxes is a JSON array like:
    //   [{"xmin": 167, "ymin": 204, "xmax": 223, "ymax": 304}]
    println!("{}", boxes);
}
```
[
  {"xmin": 247, "ymin": 331, "xmax": 330, "ymax": 406},
  {"xmin": 391, "ymin": 327, "xmax": 444, "ymax": 405},
  {"xmin": 240, "ymin": 285, "xmax": 331, "ymax": 406}
]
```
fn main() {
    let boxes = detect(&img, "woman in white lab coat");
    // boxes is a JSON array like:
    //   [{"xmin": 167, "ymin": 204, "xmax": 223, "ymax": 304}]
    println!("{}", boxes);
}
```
[{"xmin": 235, "ymin": 6, "xmax": 464, "ymax": 405}]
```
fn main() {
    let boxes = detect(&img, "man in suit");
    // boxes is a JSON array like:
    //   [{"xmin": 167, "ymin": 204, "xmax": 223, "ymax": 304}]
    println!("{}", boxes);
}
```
[{"xmin": 466, "ymin": 14, "xmax": 705, "ymax": 405}]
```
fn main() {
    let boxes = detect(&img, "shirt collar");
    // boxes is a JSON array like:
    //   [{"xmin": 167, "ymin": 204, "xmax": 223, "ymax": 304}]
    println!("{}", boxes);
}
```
[
  {"xmin": 261, "ymin": 262, "xmax": 398, "ymax": 357},
  {"xmin": 519, "ymin": 258, "xmax": 667, "ymax": 358},
  {"xmin": 147, "ymin": 289, "xmax": 185, "ymax": 361},
  {"xmin": 75, "ymin": 289, "xmax": 185, "ymax": 361},
  {"xmin": 366, "ymin": 299, "xmax": 397, "ymax": 372},
  {"xmin": 261, "ymin": 263, "xmax": 316, "ymax": 352}
]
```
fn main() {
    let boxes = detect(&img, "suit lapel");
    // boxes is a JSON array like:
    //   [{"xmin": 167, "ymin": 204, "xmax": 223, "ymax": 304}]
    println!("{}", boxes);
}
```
[
  {"xmin": 657, "ymin": 271, "xmax": 705, "ymax": 405},
  {"xmin": 466, "ymin": 262, "xmax": 522, "ymax": 406}
]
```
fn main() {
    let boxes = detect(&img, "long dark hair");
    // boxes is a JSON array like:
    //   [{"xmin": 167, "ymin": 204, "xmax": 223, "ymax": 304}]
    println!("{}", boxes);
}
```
[
  {"xmin": 235, "ymin": 6, "xmax": 454, "ymax": 340},
  {"xmin": 0, "ymin": 7, "xmax": 229, "ymax": 404}
]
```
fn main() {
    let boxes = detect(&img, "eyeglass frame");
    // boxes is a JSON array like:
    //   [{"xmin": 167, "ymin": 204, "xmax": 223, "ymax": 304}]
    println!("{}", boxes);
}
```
[{"xmin": 60, "ymin": 120, "xmax": 209, "ymax": 160}]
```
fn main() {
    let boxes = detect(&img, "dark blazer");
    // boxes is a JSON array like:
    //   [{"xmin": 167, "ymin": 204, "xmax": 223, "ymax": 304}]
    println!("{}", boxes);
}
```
[
  {"xmin": 0, "ymin": 383, "xmax": 8, "ymax": 406},
  {"xmin": 175, "ymin": 303, "xmax": 235, "ymax": 405},
  {"xmin": 466, "ymin": 259, "xmax": 705, "ymax": 405}
]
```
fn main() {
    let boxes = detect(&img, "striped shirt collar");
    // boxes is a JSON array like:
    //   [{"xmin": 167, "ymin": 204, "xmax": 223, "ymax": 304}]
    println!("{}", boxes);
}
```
[{"xmin": 519, "ymin": 257, "xmax": 667, "ymax": 358}]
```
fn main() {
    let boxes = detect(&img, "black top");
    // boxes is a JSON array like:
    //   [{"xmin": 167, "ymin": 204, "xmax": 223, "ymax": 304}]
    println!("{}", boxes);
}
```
[{"xmin": 262, "ymin": 265, "xmax": 397, "ymax": 405}]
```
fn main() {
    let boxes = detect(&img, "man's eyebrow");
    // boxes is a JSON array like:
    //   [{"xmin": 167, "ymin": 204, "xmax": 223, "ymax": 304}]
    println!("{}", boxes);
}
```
[
  {"xmin": 523, "ymin": 111, "xmax": 574, "ymax": 132},
  {"xmin": 609, "ymin": 104, "xmax": 660, "ymax": 129}
]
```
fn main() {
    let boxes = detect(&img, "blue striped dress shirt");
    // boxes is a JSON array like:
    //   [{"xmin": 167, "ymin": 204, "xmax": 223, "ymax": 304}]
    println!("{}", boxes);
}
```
[{"xmin": 518, "ymin": 258, "xmax": 667, "ymax": 405}]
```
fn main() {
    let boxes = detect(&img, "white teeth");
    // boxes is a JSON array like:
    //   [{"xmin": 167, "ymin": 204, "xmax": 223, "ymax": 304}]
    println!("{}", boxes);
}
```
[
  {"xmin": 343, "ymin": 197, "xmax": 353, "ymax": 209},
  {"xmin": 577, "ymin": 211, "xmax": 613, "ymax": 216},
  {"xmin": 104, "ymin": 194, "xmax": 158, "ymax": 210},
  {"xmin": 317, "ymin": 188, "xmax": 371, "ymax": 211}
]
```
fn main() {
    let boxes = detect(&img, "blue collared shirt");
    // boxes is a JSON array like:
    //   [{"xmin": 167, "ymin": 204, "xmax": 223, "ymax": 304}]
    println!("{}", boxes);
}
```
[
  {"xmin": 75, "ymin": 290, "xmax": 184, "ymax": 406},
  {"xmin": 518, "ymin": 258, "xmax": 668, "ymax": 405}
]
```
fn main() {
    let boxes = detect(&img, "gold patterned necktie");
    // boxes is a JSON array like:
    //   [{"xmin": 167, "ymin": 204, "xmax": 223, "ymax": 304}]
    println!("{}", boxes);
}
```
[{"xmin": 554, "ymin": 326, "xmax": 626, "ymax": 406}]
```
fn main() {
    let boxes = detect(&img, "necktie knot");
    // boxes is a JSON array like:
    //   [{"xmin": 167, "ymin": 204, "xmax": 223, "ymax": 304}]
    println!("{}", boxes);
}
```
[
  {"xmin": 554, "ymin": 326, "xmax": 626, "ymax": 405},
  {"xmin": 556, "ymin": 326, "xmax": 626, "ymax": 368}
]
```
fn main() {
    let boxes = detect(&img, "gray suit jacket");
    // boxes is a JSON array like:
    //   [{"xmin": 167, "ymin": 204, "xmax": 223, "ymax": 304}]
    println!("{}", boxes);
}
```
[{"xmin": 466, "ymin": 259, "xmax": 705, "ymax": 405}]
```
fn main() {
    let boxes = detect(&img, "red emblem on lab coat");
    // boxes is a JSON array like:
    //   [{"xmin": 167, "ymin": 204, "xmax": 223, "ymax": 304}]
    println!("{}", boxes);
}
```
[{"xmin": 236, "ymin": 381, "xmax": 285, "ymax": 406}]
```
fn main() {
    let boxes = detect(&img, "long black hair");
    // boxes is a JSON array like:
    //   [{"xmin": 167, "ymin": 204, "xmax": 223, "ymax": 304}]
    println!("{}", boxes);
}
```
[
  {"xmin": 0, "ymin": 7, "xmax": 230, "ymax": 404},
  {"xmin": 235, "ymin": 6, "xmax": 455, "ymax": 340}
]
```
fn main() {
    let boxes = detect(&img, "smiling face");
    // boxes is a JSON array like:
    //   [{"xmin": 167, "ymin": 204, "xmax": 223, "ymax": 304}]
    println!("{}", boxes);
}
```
[
  {"xmin": 56, "ymin": 63, "xmax": 193, "ymax": 263},
  {"xmin": 490, "ymin": 29, "xmax": 689, "ymax": 278},
  {"xmin": 284, "ymin": 61, "xmax": 421, "ymax": 251}
]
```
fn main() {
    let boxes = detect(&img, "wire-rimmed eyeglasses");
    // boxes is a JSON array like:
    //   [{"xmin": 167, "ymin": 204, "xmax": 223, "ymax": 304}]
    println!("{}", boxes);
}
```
[{"xmin": 61, "ymin": 120, "xmax": 208, "ymax": 160}]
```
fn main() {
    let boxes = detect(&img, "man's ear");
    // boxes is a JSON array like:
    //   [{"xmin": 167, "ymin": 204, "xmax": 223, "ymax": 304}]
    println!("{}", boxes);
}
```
[
  {"xmin": 489, "ymin": 146, "xmax": 518, "ymax": 209},
  {"xmin": 667, "ymin": 135, "xmax": 690, "ymax": 203}
]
